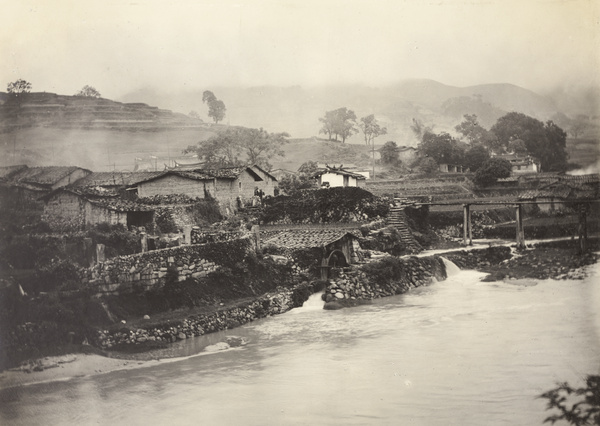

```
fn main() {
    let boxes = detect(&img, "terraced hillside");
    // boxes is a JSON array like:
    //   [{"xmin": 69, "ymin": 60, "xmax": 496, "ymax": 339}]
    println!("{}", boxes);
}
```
[
  {"xmin": 0, "ymin": 92, "xmax": 202, "ymax": 131},
  {"xmin": 0, "ymin": 92, "xmax": 218, "ymax": 171}
]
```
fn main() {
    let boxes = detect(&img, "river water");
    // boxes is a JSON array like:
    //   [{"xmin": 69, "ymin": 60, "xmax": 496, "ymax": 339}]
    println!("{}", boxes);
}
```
[{"xmin": 1, "ymin": 260, "xmax": 599, "ymax": 426}]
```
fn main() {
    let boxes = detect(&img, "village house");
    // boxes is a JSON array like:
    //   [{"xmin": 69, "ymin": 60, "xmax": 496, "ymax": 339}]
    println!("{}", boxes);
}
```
[
  {"xmin": 0, "ymin": 165, "xmax": 91, "ymax": 200},
  {"xmin": 262, "ymin": 228, "xmax": 362, "ymax": 278},
  {"xmin": 518, "ymin": 174, "xmax": 599, "ymax": 213},
  {"xmin": 313, "ymin": 165, "xmax": 366, "ymax": 188},
  {"xmin": 41, "ymin": 187, "xmax": 154, "ymax": 231},
  {"xmin": 438, "ymin": 163, "xmax": 468, "ymax": 173},
  {"xmin": 493, "ymin": 153, "xmax": 541, "ymax": 174},
  {"xmin": 133, "ymin": 166, "xmax": 277, "ymax": 214},
  {"xmin": 70, "ymin": 171, "xmax": 164, "ymax": 198}
]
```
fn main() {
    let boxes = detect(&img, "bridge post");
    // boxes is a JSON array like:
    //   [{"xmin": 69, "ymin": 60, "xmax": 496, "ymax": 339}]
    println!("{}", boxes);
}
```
[
  {"xmin": 578, "ymin": 204, "xmax": 588, "ymax": 253},
  {"xmin": 515, "ymin": 204, "xmax": 525, "ymax": 249},
  {"xmin": 463, "ymin": 204, "xmax": 472, "ymax": 246}
]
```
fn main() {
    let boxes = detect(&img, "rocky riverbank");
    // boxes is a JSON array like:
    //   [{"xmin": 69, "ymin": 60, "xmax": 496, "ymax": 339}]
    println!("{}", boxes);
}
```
[
  {"xmin": 3, "ymin": 238, "xmax": 597, "ymax": 388},
  {"xmin": 93, "ymin": 280, "xmax": 324, "ymax": 353}
]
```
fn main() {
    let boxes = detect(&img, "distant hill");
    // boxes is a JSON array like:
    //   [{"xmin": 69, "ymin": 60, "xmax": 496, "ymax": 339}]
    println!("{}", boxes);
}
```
[
  {"xmin": 119, "ymin": 79, "xmax": 560, "ymax": 145},
  {"xmin": 0, "ymin": 92, "xmax": 217, "ymax": 171},
  {"xmin": 0, "ymin": 92, "xmax": 204, "ymax": 132},
  {"xmin": 0, "ymin": 82, "xmax": 596, "ymax": 173}
]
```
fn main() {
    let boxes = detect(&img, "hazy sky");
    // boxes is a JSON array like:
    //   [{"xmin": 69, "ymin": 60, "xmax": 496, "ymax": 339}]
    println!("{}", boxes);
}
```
[{"xmin": 1, "ymin": 0, "xmax": 598, "ymax": 99}]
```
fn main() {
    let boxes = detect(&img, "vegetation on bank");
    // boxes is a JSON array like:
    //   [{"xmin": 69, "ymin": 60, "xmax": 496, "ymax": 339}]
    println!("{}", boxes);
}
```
[
  {"xmin": 260, "ymin": 187, "xmax": 389, "ymax": 224},
  {"xmin": 540, "ymin": 374, "xmax": 600, "ymax": 426}
]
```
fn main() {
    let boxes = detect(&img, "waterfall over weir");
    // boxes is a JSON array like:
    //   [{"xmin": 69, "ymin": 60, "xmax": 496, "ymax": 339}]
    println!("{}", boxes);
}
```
[
  {"xmin": 441, "ymin": 257, "xmax": 461, "ymax": 276},
  {"xmin": 292, "ymin": 291, "xmax": 325, "ymax": 313}
]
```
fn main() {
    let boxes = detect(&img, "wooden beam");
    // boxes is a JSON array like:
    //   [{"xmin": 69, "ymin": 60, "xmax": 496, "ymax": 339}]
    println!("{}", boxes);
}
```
[{"xmin": 515, "ymin": 204, "xmax": 525, "ymax": 249}]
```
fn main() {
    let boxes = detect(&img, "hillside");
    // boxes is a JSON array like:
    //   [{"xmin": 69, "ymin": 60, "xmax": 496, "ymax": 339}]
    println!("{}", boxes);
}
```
[
  {"xmin": 0, "ymin": 83, "xmax": 597, "ymax": 173},
  {"xmin": 119, "ymin": 80, "xmax": 561, "ymax": 144},
  {"xmin": 0, "ymin": 92, "xmax": 218, "ymax": 171},
  {"xmin": 0, "ymin": 92, "xmax": 203, "ymax": 131}
]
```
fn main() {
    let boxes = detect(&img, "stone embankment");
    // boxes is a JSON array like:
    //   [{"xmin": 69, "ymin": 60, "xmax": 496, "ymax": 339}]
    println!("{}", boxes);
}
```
[
  {"xmin": 80, "ymin": 239, "xmax": 252, "ymax": 296},
  {"xmin": 324, "ymin": 246, "xmax": 512, "ymax": 308},
  {"xmin": 94, "ymin": 281, "xmax": 322, "ymax": 350}
]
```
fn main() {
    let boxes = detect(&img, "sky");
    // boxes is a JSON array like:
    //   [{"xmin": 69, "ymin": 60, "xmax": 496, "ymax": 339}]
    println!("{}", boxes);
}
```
[{"xmin": 1, "ymin": 0, "xmax": 599, "ymax": 99}]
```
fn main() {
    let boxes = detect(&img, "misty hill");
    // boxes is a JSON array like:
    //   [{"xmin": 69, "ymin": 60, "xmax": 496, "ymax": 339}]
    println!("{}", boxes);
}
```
[
  {"xmin": 0, "ymin": 92, "xmax": 204, "ymax": 132},
  {"xmin": 0, "ymin": 93, "xmax": 217, "ymax": 171},
  {"xmin": 119, "ymin": 79, "xmax": 560, "ymax": 144}
]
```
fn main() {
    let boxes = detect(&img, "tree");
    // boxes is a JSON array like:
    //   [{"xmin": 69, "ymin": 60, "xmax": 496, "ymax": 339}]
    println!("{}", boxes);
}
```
[
  {"xmin": 455, "ymin": 114, "xmax": 502, "ymax": 152},
  {"xmin": 240, "ymin": 127, "xmax": 289, "ymax": 169},
  {"xmin": 278, "ymin": 161, "xmax": 319, "ymax": 195},
  {"xmin": 569, "ymin": 115, "xmax": 590, "ymax": 138},
  {"xmin": 490, "ymin": 112, "xmax": 569, "ymax": 171},
  {"xmin": 319, "ymin": 107, "xmax": 358, "ymax": 143},
  {"xmin": 202, "ymin": 90, "xmax": 217, "ymax": 104},
  {"xmin": 473, "ymin": 158, "xmax": 512, "ymax": 186},
  {"xmin": 540, "ymin": 374, "xmax": 600, "ymax": 426},
  {"xmin": 188, "ymin": 110, "xmax": 201, "ymax": 120},
  {"xmin": 380, "ymin": 141, "xmax": 400, "ymax": 165},
  {"xmin": 208, "ymin": 100, "xmax": 226, "ymax": 124},
  {"xmin": 184, "ymin": 126, "xmax": 288, "ymax": 169},
  {"xmin": 185, "ymin": 128, "xmax": 241, "ymax": 168},
  {"xmin": 202, "ymin": 90, "xmax": 226, "ymax": 124},
  {"xmin": 410, "ymin": 118, "xmax": 433, "ymax": 141},
  {"xmin": 74, "ymin": 85, "xmax": 101, "ymax": 98},
  {"xmin": 414, "ymin": 156, "xmax": 439, "ymax": 175},
  {"xmin": 418, "ymin": 131, "xmax": 465, "ymax": 165},
  {"xmin": 463, "ymin": 145, "xmax": 490, "ymax": 173},
  {"xmin": 507, "ymin": 138, "xmax": 528, "ymax": 155},
  {"xmin": 7, "ymin": 79, "xmax": 31, "ymax": 96},
  {"xmin": 359, "ymin": 114, "xmax": 387, "ymax": 146}
]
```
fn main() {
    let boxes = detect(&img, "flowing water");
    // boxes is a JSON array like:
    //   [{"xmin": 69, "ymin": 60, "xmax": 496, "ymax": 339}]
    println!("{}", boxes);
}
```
[{"xmin": 1, "ymin": 260, "xmax": 599, "ymax": 426}]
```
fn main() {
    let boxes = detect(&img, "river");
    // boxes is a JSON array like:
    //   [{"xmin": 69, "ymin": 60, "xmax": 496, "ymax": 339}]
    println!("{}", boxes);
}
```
[{"xmin": 1, "ymin": 260, "xmax": 599, "ymax": 426}]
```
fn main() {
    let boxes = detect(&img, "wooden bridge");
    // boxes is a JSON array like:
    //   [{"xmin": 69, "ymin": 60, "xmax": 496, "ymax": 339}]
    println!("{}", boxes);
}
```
[{"xmin": 397, "ymin": 197, "xmax": 600, "ymax": 252}]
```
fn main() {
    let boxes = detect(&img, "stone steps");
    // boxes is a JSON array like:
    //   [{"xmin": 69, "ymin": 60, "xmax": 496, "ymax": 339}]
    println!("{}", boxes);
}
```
[{"xmin": 386, "ymin": 207, "xmax": 422, "ymax": 253}]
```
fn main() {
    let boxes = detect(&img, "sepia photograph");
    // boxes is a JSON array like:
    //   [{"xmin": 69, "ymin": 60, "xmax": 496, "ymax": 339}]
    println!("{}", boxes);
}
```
[{"xmin": 0, "ymin": 0, "xmax": 599, "ymax": 424}]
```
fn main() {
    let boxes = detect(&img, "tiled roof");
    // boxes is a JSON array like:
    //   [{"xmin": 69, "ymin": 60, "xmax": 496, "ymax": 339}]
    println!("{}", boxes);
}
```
[
  {"xmin": 43, "ymin": 187, "xmax": 153, "ymax": 212},
  {"xmin": 11, "ymin": 166, "xmax": 89, "ymax": 185},
  {"xmin": 87, "ymin": 197, "xmax": 154, "ymax": 212},
  {"xmin": 519, "ymin": 188, "xmax": 571, "ymax": 200},
  {"xmin": 0, "ymin": 165, "xmax": 28, "ymax": 180},
  {"xmin": 559, "ymin": 174, "xmax": 599, "ymax": 184},
  {"xmin": 72, "ymin": 171, "xmax": 164, "ymax": 187},
  {"xmin": 201, "ymin": 167, "xmax": 252, "ymax": 179},
  {"xmin": 263, "ymin": 229, "xmax": 360, "ymax": 249},
  {"xmin": 314, "ymin": 168, "xmax": 367, "ymax": 180}
]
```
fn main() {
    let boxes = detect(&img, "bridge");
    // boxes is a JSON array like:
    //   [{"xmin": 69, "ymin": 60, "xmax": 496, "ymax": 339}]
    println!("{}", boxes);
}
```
[{"xmin": 397, "ymin": 197, "xmax": 600, "ymax": 252}]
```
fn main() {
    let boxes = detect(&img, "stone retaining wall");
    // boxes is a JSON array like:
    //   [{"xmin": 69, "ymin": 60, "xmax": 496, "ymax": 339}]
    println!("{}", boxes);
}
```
[
  {"xmin": 80, "ymin": 238, "xmax": 252, "ymax": 296},
  {"xmin": 325, "ymin": 246, "xmax": 512, "ymax": 303},
  {"xmin": 325, "ymin": 256, "xmax": 447, "ymax": 303},
  {"xmin": 94, "ymin": 281, "xmax": 322, "ymax": 350}
]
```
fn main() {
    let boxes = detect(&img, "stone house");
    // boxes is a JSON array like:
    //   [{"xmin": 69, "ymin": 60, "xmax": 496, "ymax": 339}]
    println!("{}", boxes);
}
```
[
  {"xmin": 263, "ymin": 228, "xmax": 362, "ymax": 279},
  {"xmin": 133, "ymin": 166, "xmax": 276, "ymax": 214},
  {"xmin": 248, "ymin": 165, "xmax": 278, "ymax": 197},
  {"xmin": 313, "ymin": 166, "xmax": 366, "ymax": 188},
  {"xmin": 41, "ymin": 188, "xmax": 154, "ymax": 231}
]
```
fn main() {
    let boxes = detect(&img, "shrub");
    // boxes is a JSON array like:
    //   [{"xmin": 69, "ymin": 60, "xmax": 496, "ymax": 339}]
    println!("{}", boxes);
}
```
[
  {"xmin": 260, "ymin": 187, "xmax": 389, "ymax": 224},
  {"xmin": 540, "ymin": 375, "xmax": 600, "ymax": 425},
  {"xmin": 473, "ymin": 158, "xmax": 512, "ymax": 186}
]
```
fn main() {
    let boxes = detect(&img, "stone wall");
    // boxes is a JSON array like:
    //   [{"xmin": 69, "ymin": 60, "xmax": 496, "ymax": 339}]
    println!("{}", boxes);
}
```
[
  {"xmin": 94, "ymin": 280, "xmax": 322, "ymax": 350},
  {"xmin": 325, "ymin": 256, "xmax": 447, "ymax": 303},
  {"xmin": 324, "ymin": 246, "xmax": 512, "ymax": 304},
  {"xmin": 138, "ymin": 175, "xmax": 208, "ymax": 199},
  {"xmin": 80, "ymin": 238, "xmax": 252, "ymax": 296}
]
